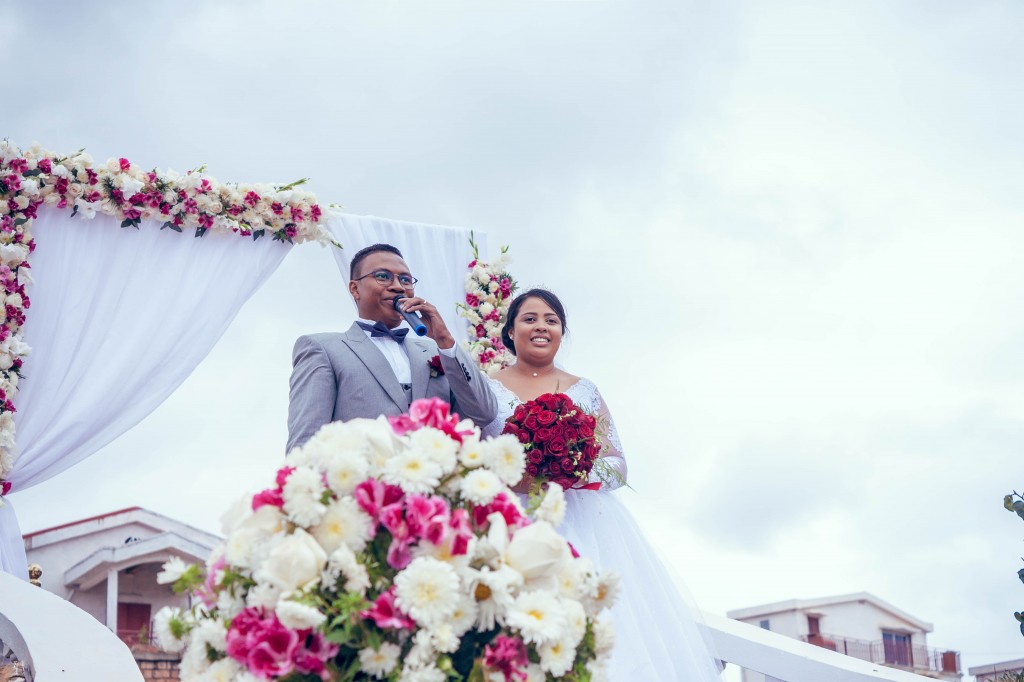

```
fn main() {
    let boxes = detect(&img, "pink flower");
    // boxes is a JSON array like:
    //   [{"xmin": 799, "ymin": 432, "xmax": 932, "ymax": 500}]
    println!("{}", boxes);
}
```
[
  {"xmin": 466, "ymin": 293, "xmax": 480, "ymax": 307},
  {"xmin": 244, "ymin": 190, "xmax": 261, "ymax": 207},
  {"xmin": 361, "ymin": 587, "xmax": 416, "ymax": 630},
  {"xmin": 227, "ymin": 608, "xmax": 306, "ymax": 678},
  {"xmin": 388, "ymin": 398, "xmax": 473, "ymax": 444},
  {"xmin": 354, "ymin": 478, "xmax": 404, "ymax": 520},
  {"xmin": 447, "ymin": 508, "xmax": 474, "ymax": 556},
  {"xmin": 7, "ymin": 159, "xmax": 27, "ymax": 174},
  {"xmin": 252, "ymin": 466, "xmax": 295, "ymax": 511},
  {"xmin": 118, "ymin": 158, "xmax": 131, "ymax": 172},
  {"xmin": 1, "ymin": 481, "xmax": 11, "ymax": 496},
  {"xmin": 472, "ymin": 492, "xmax": 528, "ymax": 531},
  {"xmin": 37, "ymin": 159, "xmax": 52, "ymax": 174},
  {"xmin": 311, "ymin": 204, "xmax": 322, "ymax": 221},
  {"xmin": 404, "ymin": 494, "xmax": 450, "ymax": 541},
  {"xmin": 483, "ymin": 635, "xmax": 529, "ymax": 681}
]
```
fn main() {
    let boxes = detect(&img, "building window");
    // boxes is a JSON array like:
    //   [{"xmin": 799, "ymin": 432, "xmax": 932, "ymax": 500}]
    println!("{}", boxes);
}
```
[
  {"xmin": 117, "ymin": 602, "xmax": 152, "ymax": 647},
  {"xmin": 882, "ymin": 631, "xmax": 912, "ymax": 667},
  {"xmin": 807, "ymin": 615, "xmax": 821, "ymax": 636},
  {"xmin": 759, "ymin": 619, "xmax": 770, "ymax": 630}
]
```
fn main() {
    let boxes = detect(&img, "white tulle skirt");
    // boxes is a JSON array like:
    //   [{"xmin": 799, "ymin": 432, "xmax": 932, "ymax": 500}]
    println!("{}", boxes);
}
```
[{"xmin": 558, "ymin": 489, "xmax": 723, "ymax": 681}]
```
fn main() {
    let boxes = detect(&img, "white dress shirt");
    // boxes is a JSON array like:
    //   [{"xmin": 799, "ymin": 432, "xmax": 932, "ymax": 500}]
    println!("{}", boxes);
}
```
[{"xmin": 357, "ymin": 319, "xmax": 457, "ymax": 384}]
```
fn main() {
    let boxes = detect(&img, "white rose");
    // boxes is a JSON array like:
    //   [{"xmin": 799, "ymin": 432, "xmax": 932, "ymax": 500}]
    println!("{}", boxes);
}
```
[
  {"xmin": 258, "ymin": 528, "xmax": 327, "ymax": 593},
  {"xmin": 20, "ymin": 179, "xmax": 38, "ymax": 196},
  {"xmin": 105, "ymin": 158, "xmax": 122, "ymax": 173},
  {"xmin": 13, "ymin": 196, "xmax": 29, "ymax": 210},
  {"xmin": 67, "ymin": 183, "xmax": 85, "ymax": 198},
  {"xmin": 52, "ymin": 164, "xmax": 71, "ymax": 179},
  {"xmin": 504, "ymin": 521, "xmax": 572, "ymax": 592}
]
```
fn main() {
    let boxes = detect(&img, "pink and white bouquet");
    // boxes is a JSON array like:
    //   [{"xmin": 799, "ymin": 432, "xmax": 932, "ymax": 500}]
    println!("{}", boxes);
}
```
[
  {"xmin": 458, "ymin": 233, "xmax": 517, "ymax": 374},
  {"xmin": 154, "ymin": 398, "xmax": 617, "ymax": 681}
]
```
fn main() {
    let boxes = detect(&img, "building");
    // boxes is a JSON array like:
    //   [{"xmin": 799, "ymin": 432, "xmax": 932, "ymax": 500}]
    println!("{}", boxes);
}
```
[
  {"xmin": 727, "ymin": 592, "xmax": 961, "ymax": 681},
  {"xmin": 22, "ymin": 507, "xmax": 219, "ymax": 647},
  {"xmin": 968, "ymin": 658, "xmax": 1024, "ymax": 681}
]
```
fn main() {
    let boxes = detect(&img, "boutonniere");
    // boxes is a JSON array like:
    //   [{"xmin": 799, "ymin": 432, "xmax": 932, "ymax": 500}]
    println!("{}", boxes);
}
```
[{"xmin": 428, "ymin": 355, "xmax": 445, "ymax": 378}]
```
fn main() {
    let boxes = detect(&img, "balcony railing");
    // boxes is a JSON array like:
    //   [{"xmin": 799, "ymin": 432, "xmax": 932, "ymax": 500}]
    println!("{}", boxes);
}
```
[{"xmin": 800, "ymin": 632, "xmax": 961, "ymax": 676}]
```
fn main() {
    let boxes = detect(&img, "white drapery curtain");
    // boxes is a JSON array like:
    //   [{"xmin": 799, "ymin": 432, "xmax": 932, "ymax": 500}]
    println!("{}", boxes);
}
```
[
  {"xmin": 325, "ymin": 213, "xmax": 483, "ymax": 345},
  {"xmin": 1, "ymin": 210, "xmax": 290, "ymax": 576}
]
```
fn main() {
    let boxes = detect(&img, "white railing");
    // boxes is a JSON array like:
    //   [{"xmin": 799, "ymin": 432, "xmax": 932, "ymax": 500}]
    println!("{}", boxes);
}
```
[
  {"xmin": 0, "ymin": 571, "xmax": 143, "ymax": 681},
  {"xmin": 704, "ymin": 613, "xmax": 945, "ymax": 682}
]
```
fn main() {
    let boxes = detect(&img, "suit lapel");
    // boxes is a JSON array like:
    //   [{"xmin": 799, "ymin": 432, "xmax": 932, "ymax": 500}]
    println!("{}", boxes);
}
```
[
  {"xmin": 409, "ymin": 337, "xmax": 432, "ymax": 401},
  {"xmin": 341, "ymin": 324, "xmax": 409, "ymax": 410}
]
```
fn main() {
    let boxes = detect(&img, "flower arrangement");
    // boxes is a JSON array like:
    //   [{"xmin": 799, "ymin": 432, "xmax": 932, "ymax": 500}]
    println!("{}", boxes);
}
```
[
  {"xmin": 154, "ymin": 398, "xmax": 617, "ymax": 681},
  {"xmin": 502, "ymin": 394, "xmax": 602, "ymax": 493},
  {"xmin": 457, "ymin": 233, "xmax": 517, "ymax": 374},
  {"xmin": 0, "ymin": 139, "xmax": 333, "ymax": 498}
]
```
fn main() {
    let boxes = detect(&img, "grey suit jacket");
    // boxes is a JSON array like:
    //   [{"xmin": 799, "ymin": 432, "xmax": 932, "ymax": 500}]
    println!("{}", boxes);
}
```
[{"xmin": 286, "ymin": 323, "xmax": 498, "ymax": 452}]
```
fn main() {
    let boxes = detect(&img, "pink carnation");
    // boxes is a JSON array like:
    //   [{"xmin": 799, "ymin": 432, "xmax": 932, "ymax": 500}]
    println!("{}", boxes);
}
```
[
  {"xmin": 483, "ymin": 635, "xmax": 529, "ymax": 681},
  {"xmin": 360, "ymin": 586, "xmax": 416, "ymax": 630}
]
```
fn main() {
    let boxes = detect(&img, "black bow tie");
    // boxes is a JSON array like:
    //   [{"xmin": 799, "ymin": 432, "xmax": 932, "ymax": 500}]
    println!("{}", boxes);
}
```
[{"xmin": 357, "ymin": 320, "xmax": 410, "ymax": 344}]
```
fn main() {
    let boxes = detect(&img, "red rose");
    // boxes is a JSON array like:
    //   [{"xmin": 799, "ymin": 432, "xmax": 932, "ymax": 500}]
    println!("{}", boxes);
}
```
[
  {"xmin": 516, "ymin": 430, "xmax": 531, "ymax": 444},
  {"xmin": 513, "ymin": 405, "xmax": 528, "ymax": 422},
  {"xmin": 547, "ymin": 437, "xmax": 567, "ymax": 455},
  {"xmin": 585, "ymin": 443, "xmax": 601, "ymax": 459},
  {"xmin": 526, "ymin": 464, "xmax": 540, "ymax": 477},
  {"xmin": 537, "ymin": 410, "xmax": 557, "ymax": 426},
  {"xmin": 527, "ymin": 449, "xmax": 544, "ymax": 464},
  {"xmin": 556, "ymin": 394, "xmax": 574, "ymax": 411},
  {"xmin": 578, "ymin": 418, "xmax": 595, "ymax": 438},
  {"xmin": 527, "ymin": 402, "xmax": 543, "ymax": 416},
  {"xmin": 523, "ymin": 414, "xmax": 540, "ymax": 431},
  {"xmin": 535, "ymin": 427, "xmax": 554, "ymax": 443}
]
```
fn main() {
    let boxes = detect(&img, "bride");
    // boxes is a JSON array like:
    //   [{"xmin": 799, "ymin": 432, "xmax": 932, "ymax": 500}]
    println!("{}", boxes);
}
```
[{"xmin": 481, "ymin": 289, "xmax": 723, "ymax": 681}]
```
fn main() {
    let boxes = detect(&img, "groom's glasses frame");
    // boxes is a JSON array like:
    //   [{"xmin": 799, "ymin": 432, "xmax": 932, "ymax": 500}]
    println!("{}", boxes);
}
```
[{"xmin": 353, "ymin": 269, "xmax": 418, "ymax": 288}]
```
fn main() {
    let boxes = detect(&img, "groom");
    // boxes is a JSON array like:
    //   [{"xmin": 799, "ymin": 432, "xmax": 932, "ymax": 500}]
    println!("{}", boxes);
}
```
[{"xmin": 286, "ymin": 243, "xmax": 498, "ymax": 451}]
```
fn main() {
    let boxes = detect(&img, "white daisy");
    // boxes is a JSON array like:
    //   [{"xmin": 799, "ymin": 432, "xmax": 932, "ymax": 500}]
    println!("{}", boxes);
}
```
[
  {"xmin": 311, "ymin": 497, "xmax": 373, "ymax": 553},
  {"xmin": 405, "ymin": 629, "xmax": 436, "ymax": 668},
  {"xmin": 190, "ymin": 619, "xmax": 228, "ymax": 654},
  {"xmin": 430, "ymin": 621, "xmax": 460, "ymax": 653},
  {"xmin": 275, "ymin": 599, "xmax": 326, "ymax": 630},
  {"xmin": 215, "ymin": 587, "xmax": 245, "ymax": 620},
  {"xmin": 522, "ymin": 663, "xmax": 546, "ymax": 682},
  {"xmin": 593, "ymin": 614, "xmax": 615, "ymax": 657},
  {"xmin": 195, "ymin": 657, "xmax": 242, "ymax": 682},
  {"xmin": 394, "ymin": 557, "xmax": 461, "ymax": 628},
  {"xmin": 409, "ymin": 427, "xmax": 459, "ymax": 473},
  {"xmin": 399, "ymin": 663, "xmax": 446, "ymax": 682},
  {"xmin": 467, "ymin": 564, "xmax": 521, "ymax": 630},
  {"xmin": 507, "ymin": 590, "xmax": 569, "ymax": 645},
  {"xmin": 282, "ymin": 465, "xmax": 327, "ymax": 527},
  {"xmin": 584, "ymin": 570, "xmax": 621, "ymax": 616},
  {"xmin": 384, "ymin": 448, "xmax": 444, "ymax": 494},
  {"xmin": 534, "ymin": 482, "xmax": 566, "ymax": 526},
  {"xmin": 538, "ymin": 636, "xmax": 577, "ymax": 677},
  {"xmin": 460, "ymin": 469, "xmax": 503, "ymax": 505},
  {"xmin": 359, "ymin": 641, "xmax": 401, "ymax": 679},
  {"xmin": 562, "ymin": 597, "xmax": 588, "ymax": 647},
  {"xmin": 321, "ymin": 448, "xmax": 370, "ymax": 496},
  {"xmin": 483, "ymin": 434, "xmax": 526, "ymax": 486}
]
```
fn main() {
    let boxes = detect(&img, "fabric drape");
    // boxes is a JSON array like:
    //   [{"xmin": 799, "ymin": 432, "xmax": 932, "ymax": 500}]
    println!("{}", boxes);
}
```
[
  {"xmin": 325, "ymin": 212, "xmax": 482, "ymax": 345},
  {"xmin": 1, "ymin": 210, "xmax": 290, "ymax": 576}
]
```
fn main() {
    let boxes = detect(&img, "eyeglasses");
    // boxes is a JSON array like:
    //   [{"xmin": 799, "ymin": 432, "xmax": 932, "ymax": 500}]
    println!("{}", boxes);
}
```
[{"xmin": 353, "ymin": 269, "xmax": 418, "ymax": 288}]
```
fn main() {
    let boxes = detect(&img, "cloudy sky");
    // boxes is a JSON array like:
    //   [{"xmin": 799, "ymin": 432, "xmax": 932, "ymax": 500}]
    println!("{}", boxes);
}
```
[{"xmin": 3, "ymin": 0, "xmax": 1023, "ymax": 677}]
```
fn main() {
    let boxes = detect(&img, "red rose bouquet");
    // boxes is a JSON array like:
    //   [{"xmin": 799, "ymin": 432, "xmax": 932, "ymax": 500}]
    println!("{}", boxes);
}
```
[{"xmin": 502, "ymin": 392, "xmax": 602, "ymax": 490}]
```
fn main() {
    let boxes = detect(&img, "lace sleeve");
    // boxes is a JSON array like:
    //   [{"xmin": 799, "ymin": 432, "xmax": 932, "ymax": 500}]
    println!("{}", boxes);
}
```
[{"xmin": 583, "ymin": 382, "xmax": 627, "ymax": 490}]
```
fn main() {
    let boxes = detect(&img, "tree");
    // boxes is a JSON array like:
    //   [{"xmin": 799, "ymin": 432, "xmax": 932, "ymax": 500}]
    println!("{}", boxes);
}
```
[{"xmin": 1004, "ymin": 491, "xmax": 1024, "ymax": 636}]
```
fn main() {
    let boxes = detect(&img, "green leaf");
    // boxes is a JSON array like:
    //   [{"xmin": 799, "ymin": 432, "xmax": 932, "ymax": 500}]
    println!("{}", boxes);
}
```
[
  {"xmin": 120, "ymin": 218, "xmax": 140, "ymax": 229},
  {"xmin": 70, "ymin": 204, "xmax": 79, "ymax": 218},
  {"xmin": 194, "ymin": 227, "xmax": 207, "ymax": 238},
  {"xmin": 252, "ymin": 229, "xmax": 265, "ymax": 241},
  {"xmin": 1019, "ymin": 568, "xmax": 1024, "ymax": 585}
]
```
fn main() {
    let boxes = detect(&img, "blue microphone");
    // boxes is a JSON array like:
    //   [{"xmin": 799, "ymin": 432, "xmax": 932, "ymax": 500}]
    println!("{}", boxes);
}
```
[{"xmin": 393, "ymin": 297, "xmax": 427, "ymax": 336}]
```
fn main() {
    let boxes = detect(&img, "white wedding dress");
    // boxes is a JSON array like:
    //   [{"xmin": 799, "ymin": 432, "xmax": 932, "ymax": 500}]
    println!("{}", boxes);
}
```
[{"xmin": 482, "ymin": 377, "xmax": 723, "ymax": 681}]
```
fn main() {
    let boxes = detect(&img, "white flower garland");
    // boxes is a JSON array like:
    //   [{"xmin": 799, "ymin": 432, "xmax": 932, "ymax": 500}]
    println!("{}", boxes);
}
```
[
  {"xmin": 0, "ymin": 140, "xmax": 334, "ymax": 497},
  {"xmin": 457, "ymin": 233, "xmax": 517, "ymax": 374}
]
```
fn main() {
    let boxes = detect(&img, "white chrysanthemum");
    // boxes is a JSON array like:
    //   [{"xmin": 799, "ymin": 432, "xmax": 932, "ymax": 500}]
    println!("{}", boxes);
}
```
[
  {"xmin": 156, "ymin": 556, "xmax": 190, "ymax": 585},
  {"xmin": 593, "ymin": 614, "xmax": 615, "ymax": 657},
  {"xmin": 383, "ymin": 448, "xmax": 443, "ymax": 494},
  {"xmin": 225, "ymin": 506, "xmax": 286, "ymax": 570},
  {"xmin": 538, "ymin": 636, "xmax": 577, "ymax": 677},
  {"xmin": 448, "ymin": 594, "xmax": 479, "ymax": 636},
  {"xmin": 458, "ymin": 435, "xmax": 486, "ymax": 468},
  {"xmin": 276, "ymin": 600, "xmax": 327, "ymax": 630},
  {"xmin": 412, "ymin": 531, "xmax": 474, "ymax": 571},
  {"xmin": 557, "ymin": 556, "xmax": 596, "ymax": 601},
  {"xmin": 405, "ymin": 629, "xmax": 436, "ymax": 668},
  {"xmin": 534, "ymin": 482, "xmax": 566, "ymax": 526},
  {"xmin": 152, "ymin": 606, "xmax": 187, "ymax": 653},
  {"xmin": 322, "ymin": 544, "xmax": 371, "ymax": 595},
  {"xmin": 587, "ymin": 658, "xmax": 610, "ymax": 682},
  {"xmin": 483, "ymin": 435, "xmax": 526, "ymax": 486},
  {"xmin": 429, "ymin": 621, "xmax": 460, "ymax": 653},
  {"xmin": 179, "ymin": 636, "xmax": 211, "ymax": 679},
  {"xmin": 195, "ymin": 657, "xmax": 242, "ymax": 682},
  {"xmin": 394, "ymin": 557, "xmax": 461, "ymax": 628},
  {"xmin": 460, "ymin": 469, "xmax": 503, "ymax": 505},
  {"xmin": 468, "ymin": 564, "xmax": 521, "ymax": 631},
  {"xmin": 282, "ymin": 466, "xmax": 327, "ymax": 527},
  {"xmin": 246, "ymin": 581, "xmax": 282, "ymax": 610},
  {"xmin": 409, "ymin": 427, "xmax": 459, "ymax": 472},
  {"xmin": 322, "ymin": 449, "xmax": 370, "ymax": 496},
  {"xmin": 359, "ymin": 642, "xmax": 401, "ymax": 679},
  {"xmin": 399, "ymin": 663, "xmax": 446, "ymax": 682},
  {"xmin": 215, "ymin": 587, "xmax": 245, "ymax": 621},
  {"xmin": 312, "ymin": 497, "xmax": 373, "ymax": 553},
  {"xmin": 507, "ymin": 590, "xmax": 569, "ymax": 645},
  {"xmin": 562, "ymin": 598, "xmax": 587, "ymax": 647},
  {"xmin": 192, "ymin": 619, "xmax": 228, "ymax": 653}
]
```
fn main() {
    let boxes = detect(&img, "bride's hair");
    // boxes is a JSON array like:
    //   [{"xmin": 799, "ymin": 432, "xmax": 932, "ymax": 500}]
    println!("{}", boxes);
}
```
[{"xmin": 501, "ymin": 288, "xmax": 567, "ymax": 356}]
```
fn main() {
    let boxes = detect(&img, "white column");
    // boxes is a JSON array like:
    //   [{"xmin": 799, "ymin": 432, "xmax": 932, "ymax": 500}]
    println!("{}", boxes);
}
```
[{"xmin": 105, "ymin": 568, "xmax": 118, "ymax": 633}]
